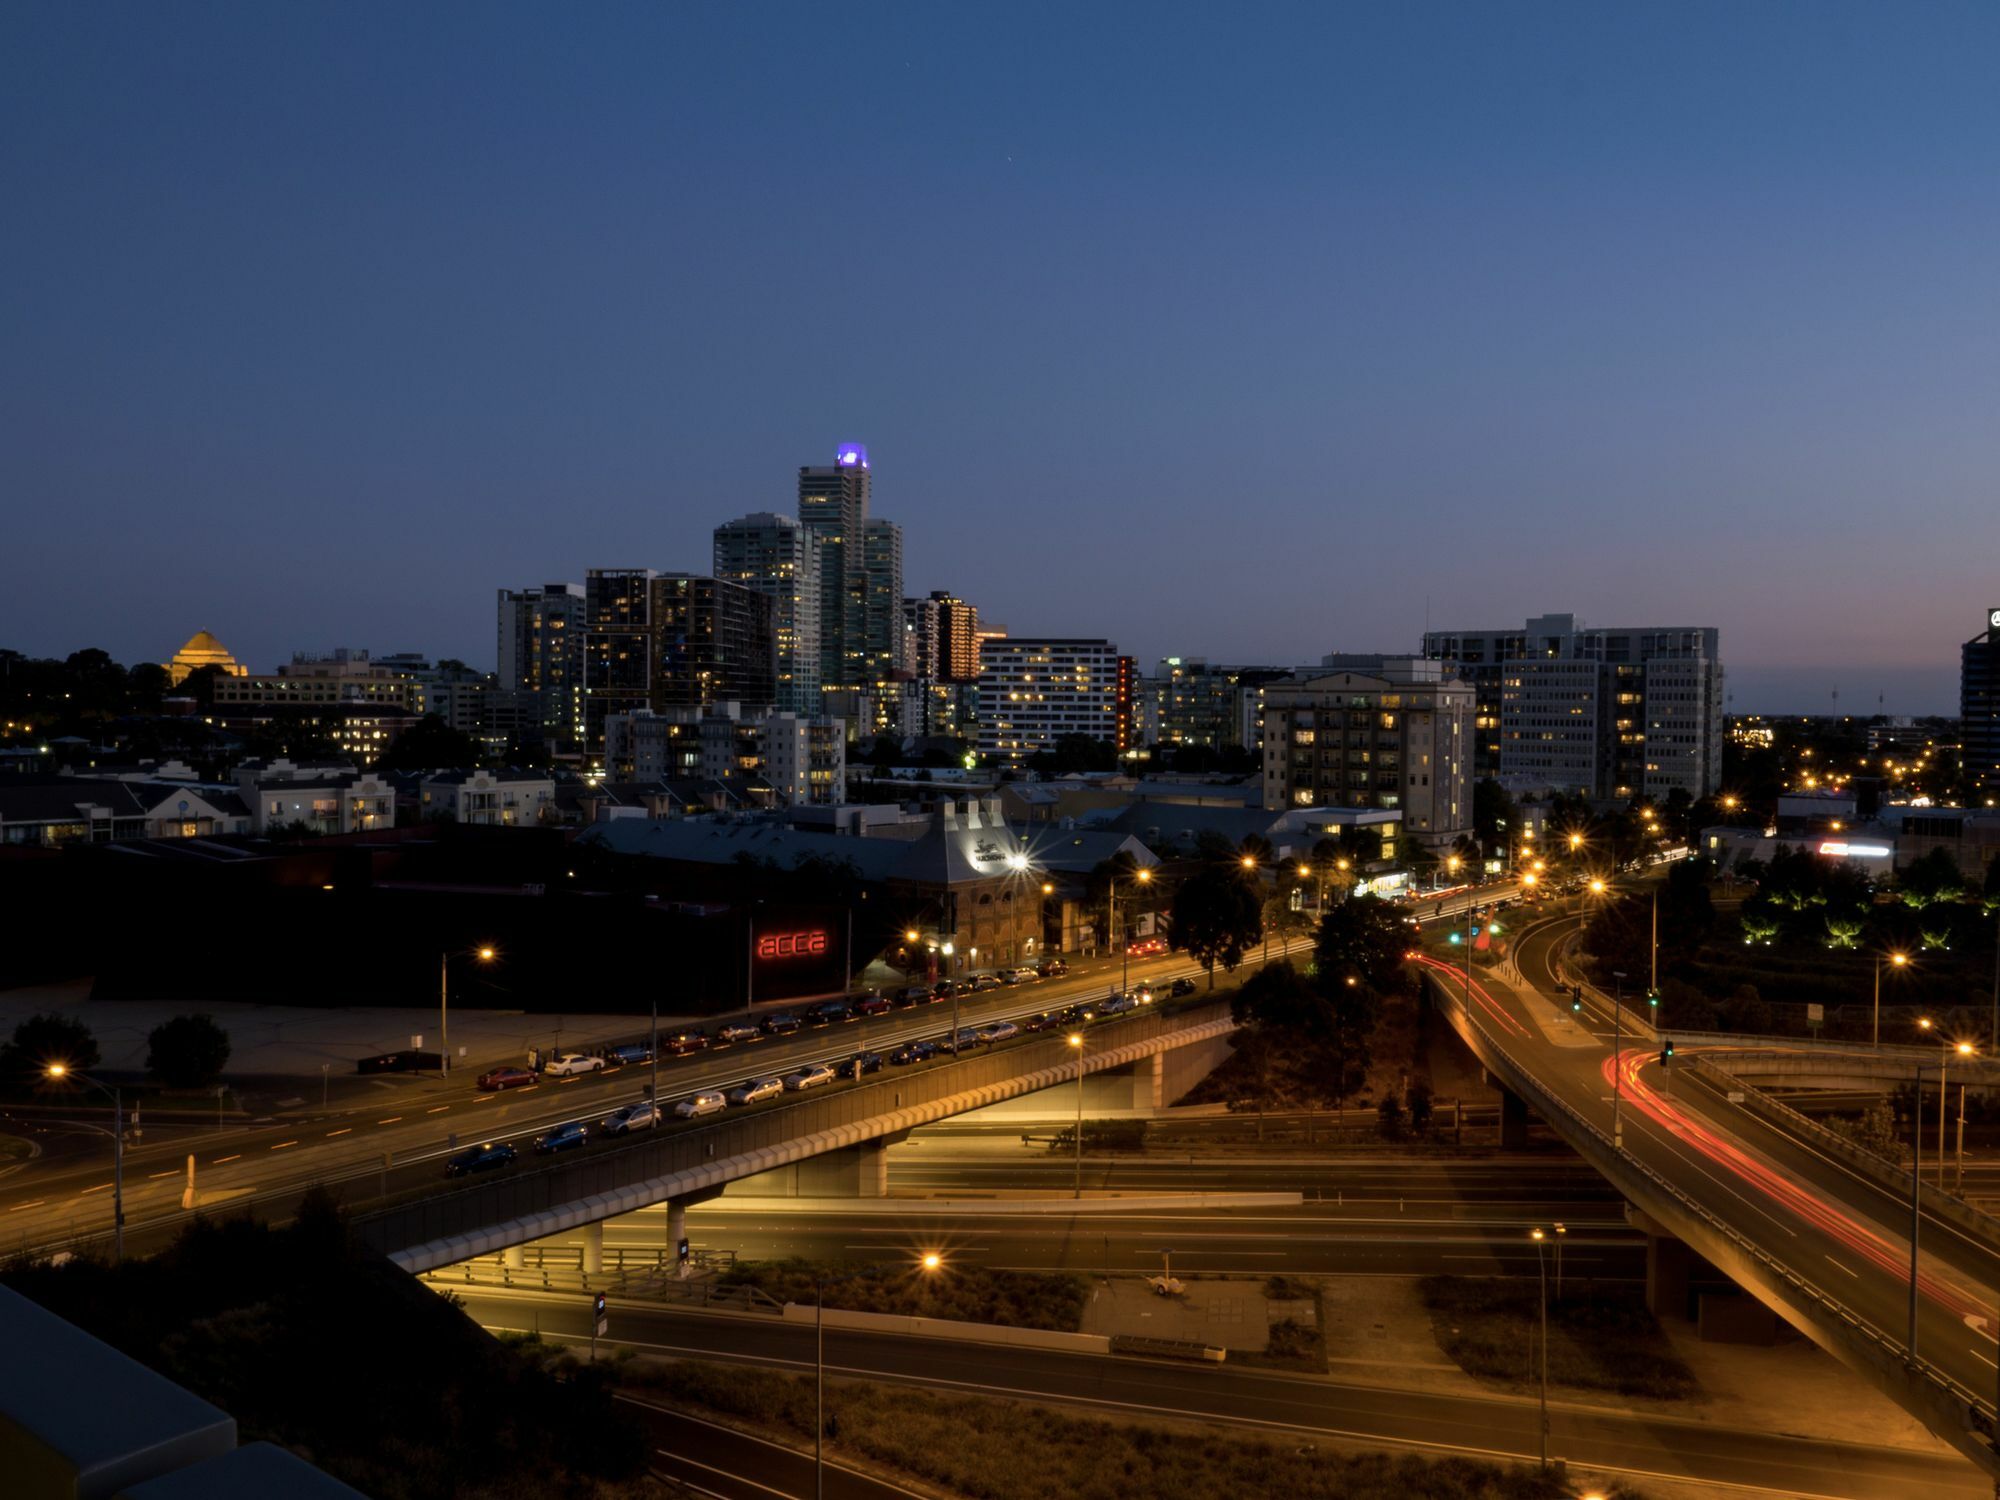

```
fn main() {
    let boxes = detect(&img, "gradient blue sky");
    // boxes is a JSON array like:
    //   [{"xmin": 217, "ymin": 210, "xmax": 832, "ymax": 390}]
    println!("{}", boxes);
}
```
[{"xmin": 4, "ymin": 2, "xmax": 1996, "ymax": 712}]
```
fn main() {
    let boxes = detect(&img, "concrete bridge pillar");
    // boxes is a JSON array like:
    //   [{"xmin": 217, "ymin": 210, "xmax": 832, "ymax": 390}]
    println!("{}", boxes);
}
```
[
  {"xmin": 1627, "ymin": 1205, "xmax": 1703, "ymax": 1320},
  {"xmin": 1498, "ymin": 1087, "xmax": 1530, "ymax": 1149},
  {"xmin": 1130, "ymin": 1054, "xmax": 1165, "ymax": 1111},
  {"xmin": 581, "ymin": 1220, "xmax": 603, "ymax": 1278},
  {"xmin": 668, "ymin": 1199, "xmax": 690, "ymax": 1278},
  {"xmin": 857, "ymin": 1138, "xmax": 889, "ymax": 1197},
  {"xmin": 502, "ymin": 1244, "xmax": 525, "ymax": 1271}
]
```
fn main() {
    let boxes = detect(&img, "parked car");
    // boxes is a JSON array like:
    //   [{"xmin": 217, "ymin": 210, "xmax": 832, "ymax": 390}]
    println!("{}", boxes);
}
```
[
  {"xmin": 838, "ymin": 1051, "xmax": 884, "ymax": 1079},
  {"xmin": 1170, "ymin": 977, "xmax": 1197, "ymax": 997},
  {"xmin": 760, "ymin": 1012, "xmax": 802, "ymax": 1036},
  {"xmin": 1052, "ymin": 1004, "xmax": 1092, "ymax": 1028},
  {"xmin": 1000, "ymin": 967, "xmax": 1037, "ymax": 984},
  {"xmin": 600, "ymin": 1101, "xmax": 660, "ymax": 1135},
  {"xmin": 805, "ymin": 999, "xmax": 853, "ymax": 1026},
  {"xmin": 894, "ymin": 985, "xmax": 932, "ymax": 1007},
  {"xmin": 852, "ymin": 992, "xmax": 892, "ymax": 1017},
  {"xmin": 889, "ymin": 1039, "xmax": 938, "ymax": 1066},
  {"xmin": 975, "ymin": 1020, "xmax": 1020, "ymax": 1043},
  {"xmin": 541, "ymin": 1052, "xmax": 606, "ymax": 1077},
  {"xmin": 784, "ymin": 1063, "xmax": 837, "ymax": 1091},
  {"xmin": 534, "ymin": 1121, "xmax": 591, "ymax": 1154},
  {"xmin": 673, "ymin": 1090, "xmax": 728, "ymax": 1119},
  {"xmin": 1036, "ymin": 959, "xmax": 1069, "ymax": 978},
  {"xmin": 1020, "ymin": 1011, "xmax": 1059, "ymax": 1033},
  {"xmin": 714, "ymin": 1021, "xmax": 760, "ymax": 1044},
  {"xmin": 931, "ymin": 979, "xmax": 958, "ymax": 999},
  {"xmin": 445, "ymin": 1141, "xmax": 517, "ymax": 1177},
  {"xmin": 1097, "ymin": 993, "xmax": 1138, "ymax": 1017},
  {"xmin": 967, "ymin": 973, "xmax": 1002, "ymax": 992},
  {"xmin": 604, "ymin": 1043, "xmax": 653, "ymax": 1067},
  {"xmin": 475, "ymin": 1066, "xmax": 535, "ymax": 1092},
  {"xmin": 947, "ymin": 1027, "xmax": 985, "ymax": 1051},
  {"xmin": 662, "ymin": 1029, "xmax": 709, "ymax": 1056},
  {"xmin": 727, "ymin": 1076, "xmax": 785, "ymax": 1105}
]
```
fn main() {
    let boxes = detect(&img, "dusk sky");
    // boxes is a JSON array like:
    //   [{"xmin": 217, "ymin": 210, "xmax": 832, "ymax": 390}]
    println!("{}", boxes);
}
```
[{"xmin": 4, "ymin": 2, "xmax": 1996, "ymax": 713}]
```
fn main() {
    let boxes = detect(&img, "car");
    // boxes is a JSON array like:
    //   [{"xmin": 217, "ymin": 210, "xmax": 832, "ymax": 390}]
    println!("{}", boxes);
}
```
[
  {"xmin": 714, "ymin": 1021, "xmax": 760, "ymax": 1044},
  {"xmin": 946, "ymin": 1026, "xmax": 986, "ymax": 1051},
  {"xmin": 1170, "ymin": 977, "xmax": 1197, "ymax": 997},
  {"xmin": 1052, "ymin": 1004, "xmax": 1091, "ymax": 1028},
  {"xmin": 967, "ymin": 973, "xmax": 1002, "ymax": 992},
  {"xmin": 662, "ymin": 1029, "xmax": 710, "ymax": 1056},
  {"xmin": 445, "ymin": 1141, "xmax": 517, "ymax": 1177},
  {"xmin": 600, "ymin": 1101, "xmax": 660, "ymax": 1135},
  {"xmin": 838, "ymin": 1051, "xmax": 884, "ymax": 1079},
  {"xmin": 1020, "ymin": 1010, "xmax": 1059, "ymax": 1033},
  {"xmin": 534, "ymin": 1121, "xmax": 591, "ymax": 1154},
  {"xmin": 975, "ymin": 1020, "xmax": 1020, "ymax": 1043},
  {"xmin": 805, "ymin": 999, "xmax": 853, "ymax": 1026},
  {"xmin": 783, "ymin": 1063, "xmax": 837, "ymax": 1091},
  {"xmin": 1129, "ymin": 937, "xmax": 1167, "ymax": 957},
  {"xmin": 1097, "ymin": 993, "xmax": 1138, "ymax": 1017},
  {"xmin": 1131, "ymin": 984, "xmax": 1156, "ymax": 1005},
  {"xmin": 894, "ymin": 985, "xmax": 932, "ymax": 1007},
  {"xmin": 760, "ymin": 1012, "xmax": 802, "ymax": 1036},
  {"xmin": 674, "ymin": 1090, "xmax": 729, "ymax": 1119},
  {"xmin": 931, "ymin": 979, "xmax": 958, "ymax": 999},
  {"xmin": 727, "ymin": 1076, "xmax": 784, "ymax": 1105},
  {"xmin": 889, "ymin": 1039, "xmax": 938, "ymax": 1065},
  {"xmin": 604, "ymin": 1043, "xmax": 653, "ymax": 1067},
  {"xmin": 1000, "ymin": 967, "xmax": 1037, "ymax": 984},
  {"xmin": 541, "ymin": 1052, "xmax": 606, "ymax": 1077},
  {"xmin": 852, "ymin": 992, "xmax": 892, "ymax": 1017},
  {"xmin": 475, "ymin": 1066, "xmax": 535, "ymax": 1091},
  {"xmin": 1036, "ymin": 959, "xmax": 1069, "ymax": 978}
]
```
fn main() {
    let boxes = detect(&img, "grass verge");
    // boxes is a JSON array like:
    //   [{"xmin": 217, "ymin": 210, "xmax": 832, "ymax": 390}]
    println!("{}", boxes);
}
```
[
  {"xmin": 1421, "ymin": 1276, "xmax": 1698, "ymax": 1400},
  {"xmin": 718, "ymin": 1257, "xmax": 1087, "ymax": 1332},
  {"xmin": 622, "ymin": 1356, "xmax": 1627, "ymax": 1499}
]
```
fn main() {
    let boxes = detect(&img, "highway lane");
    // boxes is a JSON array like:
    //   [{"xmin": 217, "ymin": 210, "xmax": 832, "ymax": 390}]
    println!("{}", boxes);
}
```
[
  {"xmin": 617, "ymin": 1397, "xmax": 922, "ymax": 1500},
  {"xmin": 457, "ymin": 1287, "xmax": 1985, "ymax": 1499},
  {"xmin": 0, "ymin": 940, "xmax": 1300, "ymax": 1255},
  {"xmin": 1442, "ymin": 912, "xmax": 2000, "ymax": 1458}
]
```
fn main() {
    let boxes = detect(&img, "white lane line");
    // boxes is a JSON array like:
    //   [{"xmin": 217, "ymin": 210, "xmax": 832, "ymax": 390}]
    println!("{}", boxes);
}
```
[{"xmin": 1823, "ymin": 1255, "xmax": 1859, "ymax": 1278}]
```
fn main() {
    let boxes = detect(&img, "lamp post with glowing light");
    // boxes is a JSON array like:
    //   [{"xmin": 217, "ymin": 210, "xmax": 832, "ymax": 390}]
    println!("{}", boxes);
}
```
[
  {"xmin": 1112, "ymin": 867, "xmax": 1153, "ymax": 994},
  {"xmin": 1530, "ymin": 1227, "xmax": 1551, "ymax": 1468},
  {"xmin": 1068, "ymin": 1032, "xmax": 1086, "ymax": 1197},
  {"xmin": 439, "ymin": 944, "xmax": 496, "ymax": 1075},
  {"xmin": 46, "ymin": 1064, "xmax": 122, "ymax": 1262},
  {"xmin": 1874, "ymin": 951, "xmax": 1909, "ymax": 1049}
]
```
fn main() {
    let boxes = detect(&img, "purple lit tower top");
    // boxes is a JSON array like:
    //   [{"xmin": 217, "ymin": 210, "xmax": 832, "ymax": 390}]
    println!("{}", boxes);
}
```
[{"xmin": 836, "ymin": 443, "xmax": 869, "ymax": 469}]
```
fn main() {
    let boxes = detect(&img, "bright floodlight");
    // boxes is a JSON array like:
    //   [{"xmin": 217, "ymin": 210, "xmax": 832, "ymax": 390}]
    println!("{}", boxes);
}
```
[
  {"xmin": 1959, "ymin": 1042, "xmax": 1976, "ymax": 1056},
  {"xmin": 477, "ymin": 946, "xmax": 496, "ymax": 961},
  {"xmin": 1136, "ymin": 868, "xmax": 1152, "ymax": 883},
  {"xmin": 920, "ymin": 1252, "xmax": 942, "ymax": 1272},
  {"xmin": 905, "ymin": 929, "xmax": 920, "ymax": 944},
  {"xmin": 1241, "ymin": 855, "xmax": 1256, "ymax": 868},
  {"xmin": 45, "ymin": 1063, "xmax": 67, "ymax": 1079},
  {"xmin": 1891, "ymin": 952, "xmax": 1909, "ymax": 967},
  {"xmin": 1067, "ymin": 1032, "xmax": 1083, "ymax": 1047}
]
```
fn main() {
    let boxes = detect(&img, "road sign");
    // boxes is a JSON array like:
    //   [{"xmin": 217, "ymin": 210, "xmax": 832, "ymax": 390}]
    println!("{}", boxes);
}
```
[{"xmin": 1805, "ymin": 1003, "xmax": 1824, "ymax": 1023}]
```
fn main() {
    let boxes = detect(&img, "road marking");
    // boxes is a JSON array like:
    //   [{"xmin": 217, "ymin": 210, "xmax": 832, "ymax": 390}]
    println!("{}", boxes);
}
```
[
  {"xmin": 1823, "ymin": 1255, "xmax": 1858, "ymax": 1278},
  {"xmin": 472, "ymin": 1094, "xmax": 498, "ymax": 1102},
  {"xmin": 620, "ymin": 1399, "xmax": 934, "ymax": 1500},
  {"xmin": 427, "ymin": 1106, "xmax": 450, "ymax": 1114},
  {"xmin": 517, "ymin": 1086, "xmax": 539, "ymax": 1094},
  {"xmin": 1971, "ymin": 1346, "xmax": 1998, "ymax": 1370},
  {"xmin": 270, "ymin": 1140, "xmax": 299, "ymax": 1151},
  {"xmin": 82, "ymin": 1182, "xmax": 112, "ymax": 1194},
  {"xmin": 559, "ymin": 1077, "xmax": 580, "ymax": 1085},
  {"xmin": 10, "ymin": 1200, "xmax": 45, "ymax": 1211},
  {"xmin": 148, "ymin": 1170, "xmax": 178, "ymax": 1179},
  {"xmin": 325, "ymin": 1128, "xmax": 352, "ymax": 1137},
  {"xmin": 378, "ymin": 1116, "xmax": 402, "ymax": 1125},
  {"xmin": 213, "ymin": 1154, "xmax": 241, "ymax": 1164},
  {"xmin": 647, "ymin": 1450, "xmax": 794, "ymax": 1500}
]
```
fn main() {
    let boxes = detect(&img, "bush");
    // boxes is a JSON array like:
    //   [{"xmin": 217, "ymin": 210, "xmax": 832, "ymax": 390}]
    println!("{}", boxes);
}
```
[
  {"xmin": 146, "ymin": 1013, "xmax": 231, "ymax": 1089},
  {"xmin": 718, "ymin": 1259, "xmax": 1088, "ymax": 1332},
  {"xmin": 1420, "ymin": 1275, "xmax": 1697, "ymax": 1400}
]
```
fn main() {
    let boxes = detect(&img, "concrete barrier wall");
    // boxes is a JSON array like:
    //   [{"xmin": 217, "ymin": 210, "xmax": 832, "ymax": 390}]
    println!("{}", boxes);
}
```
[{"xmin": 779, "ymin": 1301, "xmax": 1111, "ymax": 1355}]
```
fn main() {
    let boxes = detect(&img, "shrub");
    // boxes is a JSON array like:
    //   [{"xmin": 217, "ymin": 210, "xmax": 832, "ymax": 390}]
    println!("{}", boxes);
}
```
[{"xmin": 147, "ymin": 1013, "xmax": 231, "ymax": 1089}]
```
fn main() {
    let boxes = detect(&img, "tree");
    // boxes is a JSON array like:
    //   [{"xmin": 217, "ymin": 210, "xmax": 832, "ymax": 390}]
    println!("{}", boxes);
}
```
[
  {"xmin": 0, "ymin": 1013, "xmax": 99, "ymax": 1083},
  {"xmin": 1171, "ymin": 866, "xmax": 1263, "ymax": 988},
  {"xmin": 1312, "ymin": 895, "xmax": 1412, "ymax": 995},
  {"xmin": 1230, "ymin": 959, "xmax": 1323, "ymax": 1033},
  {"xmin": 1473, "ymin": 779, "xmax": 1517, "ymax": 852},
  {"xmin": 147, "ymin": 1013, "xmax": 232, "ymax": 1089},
  {"xmin": 1376, "ymin": 1092, "xmax": 1406, "ymax": 1140},
  {"xmin": 1407, "ymin": 1082, "xmax": 1434, "ymax": 1134},
  {"xmin": 1898, "ymin": 847, "xmax": 1966, "ymax": 909},
  {"xmin": 377, "ymin": 714, "xmax": 481, "ymax": 772}
]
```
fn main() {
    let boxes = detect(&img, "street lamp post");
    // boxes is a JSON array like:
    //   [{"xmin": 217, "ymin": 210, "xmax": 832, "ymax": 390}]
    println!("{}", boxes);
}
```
[
  {"xmin": 439, "ymin": 944, "xmax": 496, "ymax": 1076},
  {"xmin": 943, "ymin": 942, "xmax": 957, "ymax": 1054},
  {"xmin": 1874, "ymin": 951, "xmax": 1909, "ymax": 1049},
  {"xmin": 1530, "ymin": 1227, "xmax": 1551, "ymax": 1469},
  {"xmin": 46, "ymin": 1065, "xmax": 121, "ymax": 1263},
  {"xmin": 1113, "ymin": 868, "xmax": 1153, "ymax": 995},
  {"xmin": 1611, "ymin": 970, "xmax": 1628, "ymax": 1151},
  {"xmin": 1069, "ymin": 1032, "xmax": 1086, "ymax": 1198},
  {"xmin": 1553, "ymin": 1221, "xmax": 1567, "ymax": 1299}
]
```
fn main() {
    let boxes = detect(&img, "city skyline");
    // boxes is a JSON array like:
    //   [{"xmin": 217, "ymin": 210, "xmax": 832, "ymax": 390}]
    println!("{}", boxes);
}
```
[{"xmin": 7, "ymin": 4, "xmax": 1999, "ymax": 712}]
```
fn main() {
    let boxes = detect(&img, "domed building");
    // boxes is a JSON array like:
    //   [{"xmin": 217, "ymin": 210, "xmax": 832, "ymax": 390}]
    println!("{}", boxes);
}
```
[{"xmin": 166, "ymin": 629, "xmax": 248, "ymax": 687}]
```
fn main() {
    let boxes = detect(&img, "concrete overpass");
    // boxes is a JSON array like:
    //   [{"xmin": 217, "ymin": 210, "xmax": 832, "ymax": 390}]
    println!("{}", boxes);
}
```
[
  {"xmin": 353, "ymin": 998, "xmax": 1237, "ymax": 1275},
  {"xmin": 1424, "ymin": 949, "xmax": 2000, "ymax": 1484}
]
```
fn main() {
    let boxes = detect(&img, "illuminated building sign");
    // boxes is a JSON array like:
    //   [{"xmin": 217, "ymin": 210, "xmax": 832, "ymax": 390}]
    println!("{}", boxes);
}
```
[
  {"xmin": 1817, "ymin": 841, "xmax": 1891, "ymax": 859},
  {"xmin": 757, "ymin": 930, "xmax": 829, "ymax": 960},
  {"xmin": 835, "ymin": 443, "xmax": 869, "ymax": 469}
]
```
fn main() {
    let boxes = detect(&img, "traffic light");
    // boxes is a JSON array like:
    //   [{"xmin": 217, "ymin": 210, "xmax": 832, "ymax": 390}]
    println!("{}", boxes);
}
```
[
  {"xmin": 593, "ymin": 1290, "xmax": 606, "ymax": 1319},
  {"xmin": 1646, "ymin": 991, "xmax": 1659, "ymax": 1010},
  {"xmin": 1659, "ymin": 1040, "xmax": 1675, "ymax": 1065},
  {"xmin": 1449, "ymin": 932, "xmax": 1462, "ymax": 945},
  {"xmin": 677, "ymin": 1238, "xmax": 691, "ymax": 1264},
  {"xmin": 1570, "ymin": 987, "xmax": 1583, "ymax": 1014}
]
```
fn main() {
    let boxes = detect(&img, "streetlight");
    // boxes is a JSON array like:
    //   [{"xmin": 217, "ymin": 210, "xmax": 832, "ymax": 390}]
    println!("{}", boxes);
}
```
[
  {"xmin": 942, "ymin": 942, "xmax": 958, "ymax": 1054},
  {"xmin": 1529, "ymin": 1227, "xmax": 1551, "ymax": 1469},
  {"xmin": 1874, "ymin": 951, "xmax": 1910, "ymax": 1048},
  {"xmin": 1553, "ymin": 1221, "xmax": 1567, "ymax": 1299},
  {"xmin": 46, "ymin": 1064, "xmax": 123, "ymax": 1262},
  {"xmin": 1611, "ymin": 970, "xmax": 1628, "ymax": 1150},
  {"xmin": 1068, "ymin": 1032, "xmax": 1086, "ymax": 1198},
  {"xmin": 439, "ymin": 944, "xmax": 496, "ymax": 1076},
  {"xmin": 1112, "ymin": 867, "xmax": 1153, "ymax": 994}
]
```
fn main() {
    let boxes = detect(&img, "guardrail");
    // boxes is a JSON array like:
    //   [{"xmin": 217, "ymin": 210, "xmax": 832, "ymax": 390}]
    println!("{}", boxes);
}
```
[
  {"xmin": 1693, "ymin": 1055, "xmax": 2000, "ymax": 1251},
  {"xmin": 354, "ymin": 998, "xmax": 1235, "ymax": 1260},
  {"xmin": 1425, "ymin": 972, "xmax": 1999, "ymax": 1464}
]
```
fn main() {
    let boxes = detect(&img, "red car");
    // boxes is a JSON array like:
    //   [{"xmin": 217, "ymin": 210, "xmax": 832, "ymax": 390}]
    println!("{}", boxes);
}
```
[
  {"xmin": 662, "ymin": 1029, "xmax": 710, "ymax": 1056},
  {"xmin": 476, "ymin": 1066, "xmax": 535, "ymax": 1091},
  {"xmin": 1128, "ymin": 937, "xmax": 1167, "ymax": 957},
  {"xmin": 852, "ymin": 993, "xmax": 892, "ymax": 1017}
]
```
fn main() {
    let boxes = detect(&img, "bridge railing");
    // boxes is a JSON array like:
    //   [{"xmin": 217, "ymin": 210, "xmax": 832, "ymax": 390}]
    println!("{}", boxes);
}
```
[
  {"xmin": 1428, "ymin": 973, "xmax": 1998, "ymax": 1442},
  {"xmin": 353, "ymin": 997, "xmax": 1233, "ymax": 1257}
]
